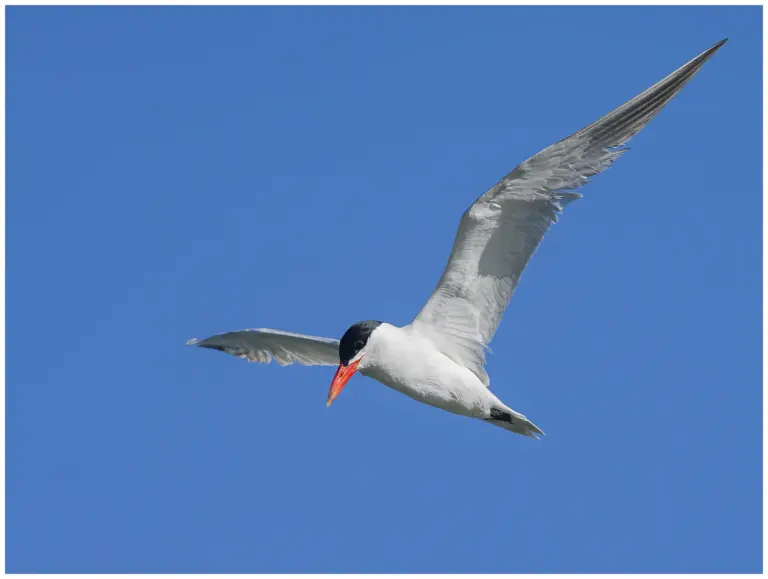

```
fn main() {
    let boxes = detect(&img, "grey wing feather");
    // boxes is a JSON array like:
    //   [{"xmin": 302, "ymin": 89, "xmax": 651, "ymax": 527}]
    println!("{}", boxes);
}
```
[
  {"xmin": 412, "ymin": 39, "xmax": 726, "ymax": 387},
  {"xmin": 187, "ymin": 328, "xmax": 340, "ymax": 366}
]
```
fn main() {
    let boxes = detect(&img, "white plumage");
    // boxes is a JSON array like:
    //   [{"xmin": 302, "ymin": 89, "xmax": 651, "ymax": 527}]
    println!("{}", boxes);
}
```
[{"xmin": 188, "ymin": 40, "xmax": 725, "ymax": 438}]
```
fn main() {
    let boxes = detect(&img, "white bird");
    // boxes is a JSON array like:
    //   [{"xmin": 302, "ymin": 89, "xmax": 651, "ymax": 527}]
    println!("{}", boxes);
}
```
[{"xmin": 188, "ymin": 40, "xmax": 726, "ymax": 438}]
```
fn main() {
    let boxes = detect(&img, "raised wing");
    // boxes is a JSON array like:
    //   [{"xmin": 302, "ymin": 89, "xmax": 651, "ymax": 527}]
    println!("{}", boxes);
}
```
[
  {"xmin": 412, "ymin": 39, "xmax": 726, "ymax": 387},
  {"xmin": 187, "ymin": 328, "xmax": 339, "ymax": 366}
]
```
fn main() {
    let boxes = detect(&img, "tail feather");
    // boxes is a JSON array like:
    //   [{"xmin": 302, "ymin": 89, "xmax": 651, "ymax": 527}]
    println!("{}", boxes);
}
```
[{"xmin": 487, "ymin": 407, "xmax": 544, "ymax": 439}]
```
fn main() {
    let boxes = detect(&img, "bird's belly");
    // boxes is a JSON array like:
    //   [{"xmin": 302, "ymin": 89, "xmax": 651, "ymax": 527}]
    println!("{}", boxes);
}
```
[{"xmin": 362, "ymin": 358, "xmax": 492, "ymax": 419}]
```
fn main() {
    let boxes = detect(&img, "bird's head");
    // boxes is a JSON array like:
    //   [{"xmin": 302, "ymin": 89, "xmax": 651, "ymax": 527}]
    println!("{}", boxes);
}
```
[{"xmin": 327, "ymin": 320, "xmax": 382, "ymax": 407}]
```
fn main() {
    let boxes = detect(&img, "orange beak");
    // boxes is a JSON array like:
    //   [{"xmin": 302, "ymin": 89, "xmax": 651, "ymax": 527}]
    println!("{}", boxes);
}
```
[{"xmin": 327, "ymin": 359, "xmax": 360, "ymax": 407}]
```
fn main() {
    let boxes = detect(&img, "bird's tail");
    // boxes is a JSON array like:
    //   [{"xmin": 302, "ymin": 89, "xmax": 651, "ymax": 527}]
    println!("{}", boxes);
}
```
[{"xmin": 486, "ymin": 407, "xmax": 544, "ymax": 439}]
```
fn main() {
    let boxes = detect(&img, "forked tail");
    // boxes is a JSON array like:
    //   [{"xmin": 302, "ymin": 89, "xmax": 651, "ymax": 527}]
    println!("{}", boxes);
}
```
[{"xmin": 487, "ymin": 407, "xmax": 544, "ymax": 439}]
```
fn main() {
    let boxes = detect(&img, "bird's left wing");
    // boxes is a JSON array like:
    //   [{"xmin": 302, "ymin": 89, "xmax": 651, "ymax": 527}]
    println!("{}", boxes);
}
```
[
  {"xmin": 411, "ymin": 39, "xmax": 726, "ymax": 387},
  {"xmin": 187, "ymin": 328, "xmax": 340, "ymax": 366}
]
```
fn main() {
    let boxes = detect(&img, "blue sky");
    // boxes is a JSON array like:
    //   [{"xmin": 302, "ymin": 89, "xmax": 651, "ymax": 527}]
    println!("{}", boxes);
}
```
[{"xmin": 6, "ymin": 6, "xmax": 762, "ymax": 573}]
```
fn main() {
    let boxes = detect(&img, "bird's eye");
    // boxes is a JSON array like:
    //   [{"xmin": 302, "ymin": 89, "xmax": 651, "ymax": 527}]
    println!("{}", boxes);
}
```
[{"xmin": 354, "ymin": 340, "xmax": 364, "ymax": 350}]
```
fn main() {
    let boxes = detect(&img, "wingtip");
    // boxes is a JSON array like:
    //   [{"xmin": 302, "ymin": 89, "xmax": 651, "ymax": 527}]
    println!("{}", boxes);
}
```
[
  {"xmin": 703, "ymin": 38, "xmax": 728, "ymax": 57},
  {"xmin": 712, "ymin": 38, "xmax": 728, "ymax": 51}
]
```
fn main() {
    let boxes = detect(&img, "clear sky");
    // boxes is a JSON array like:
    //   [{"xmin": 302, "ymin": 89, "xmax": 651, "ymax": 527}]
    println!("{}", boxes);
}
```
[{"xmin": 6, "ymin": 5, "xmax": 762, "ymax": 574}]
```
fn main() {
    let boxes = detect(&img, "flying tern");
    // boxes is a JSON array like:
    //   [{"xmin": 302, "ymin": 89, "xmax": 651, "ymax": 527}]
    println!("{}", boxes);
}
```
[{"xmin": 188, "ymin": 40, "xmax": 726, "ymax": 437}]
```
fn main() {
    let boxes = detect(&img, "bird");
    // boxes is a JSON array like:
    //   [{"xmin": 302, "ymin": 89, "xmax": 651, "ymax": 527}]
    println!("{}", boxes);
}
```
[{"xmin": 187, "ymin": 39, "xmax": 726, "ymax": 438}]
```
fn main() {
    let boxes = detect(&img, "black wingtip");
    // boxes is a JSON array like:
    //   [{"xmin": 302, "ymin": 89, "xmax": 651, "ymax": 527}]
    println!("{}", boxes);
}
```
[
  {"xmin": 706, "ymin": 38, "xmax": 728, "ymax": 55},
  {"xmin": 688, "ymin": 38, "xmax": 727, "ymax": 70},
  {"xmin": 186, "ymin": 338, "xmax": 226, "ymax": 353}
]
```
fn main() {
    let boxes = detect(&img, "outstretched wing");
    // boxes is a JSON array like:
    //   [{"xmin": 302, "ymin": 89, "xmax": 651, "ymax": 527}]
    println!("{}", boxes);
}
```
[
  {"xmin": 187, "ymin": 328, "xmax": 340, "ymax": 366},
  {"xmin": 412, "ymin": 39, "xmax": 726, "ymax": 387}
]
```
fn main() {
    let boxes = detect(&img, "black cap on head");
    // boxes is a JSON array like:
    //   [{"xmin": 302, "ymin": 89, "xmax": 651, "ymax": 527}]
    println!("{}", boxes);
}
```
[{"xmin": 339, "ymin": 320, "xmax": 382, "ymax": 366}]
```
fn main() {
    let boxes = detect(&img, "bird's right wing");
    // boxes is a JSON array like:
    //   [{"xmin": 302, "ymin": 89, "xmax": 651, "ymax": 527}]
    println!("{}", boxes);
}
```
[
  {"xmin": 187, "ymin": 328, "xmax": 340, "ymax": 366},
  {"xmin": 412, "ymin": 39, "xmax": 726, "ymax": 387}
]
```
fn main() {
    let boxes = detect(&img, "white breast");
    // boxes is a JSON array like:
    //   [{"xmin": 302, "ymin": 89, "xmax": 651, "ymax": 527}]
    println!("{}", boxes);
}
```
[{"xmin": 359, "ymin": 323, "xmax": 498, "ymax": 419}]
